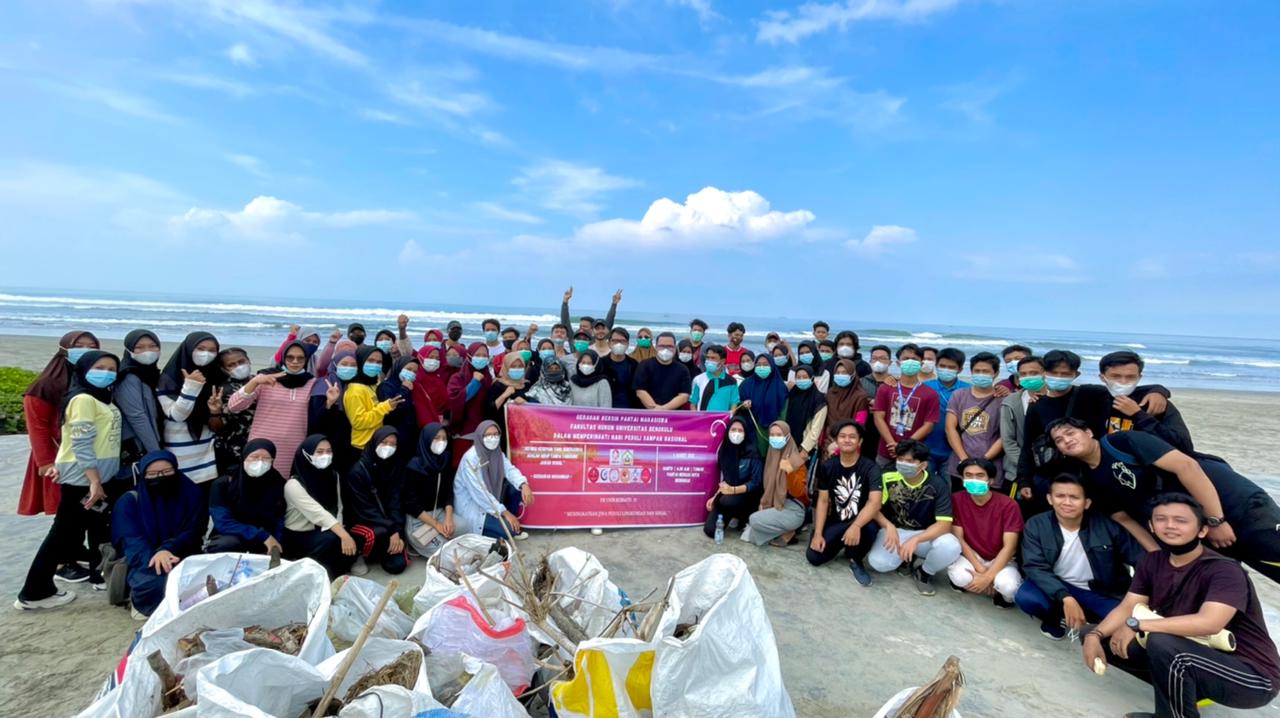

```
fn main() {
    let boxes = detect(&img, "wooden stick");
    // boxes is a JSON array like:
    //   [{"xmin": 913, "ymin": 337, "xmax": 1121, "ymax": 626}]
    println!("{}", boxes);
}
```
[
  {"xmin": 459, "ymin": 570, "xmax": 496, "ymax": 627},
  {"xmin": 309, "ymin": 579, "xmax": 399, "ymax": 718}
]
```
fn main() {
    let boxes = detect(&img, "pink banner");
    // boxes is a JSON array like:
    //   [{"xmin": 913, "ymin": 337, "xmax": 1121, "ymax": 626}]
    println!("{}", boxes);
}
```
[{"xmin": 506, "ymin": 403, "xmax": 733, "ymax": 529}]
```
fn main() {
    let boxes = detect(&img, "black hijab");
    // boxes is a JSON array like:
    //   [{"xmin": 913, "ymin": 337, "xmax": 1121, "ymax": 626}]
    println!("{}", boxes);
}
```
[
  {"xmin": 677, "ymin": 338, "xmax": 700, "ymax": 376},
  {"xmin": 118, "ymin": 329, "xmax": 162, "ymax": 388},
  {"xmin": 717, "ymin": 416, "xmax": 759, "ymax": 483},
  {"xmin": 360, "ymin": 426, "xmax": 400, "ymax": 471},
  {"xmin": 784, "ymin": 365, "xmax": 825, "ymax": 446},
  {"xmin": 227, "ymin": 437, "xmax": 285, "ymax": 529},
  {"xmin": 292, "ymin": 434, "xmax": 339, "ymax": 515},
  {"xmin": 352, "ymin": 346, "xmax": 388, "ymax": 386},
  {"xmin": 795, "ymin": 340, "xmax": 822, "ymax": 374},
  {"xmin": 276, "ymin": 340, "xmax": 316, "ymax": 389},
  {"xmin": 60, "ymin": 350, "xmax": 120, "ymax": 422},
  {"xmin": 571, "ymin": 350, "xmax": 609, "ymax": 388},
  {"xmin": 158, "ymin": 331, "xmax": 223, "ymax": 439},
  {"xmin": 379, "ymin": 356, "xmax": 417, "ymax": 396},
  {"xmin": 407, "ymin": 422, "xmax": 450, "ymax": 476}
]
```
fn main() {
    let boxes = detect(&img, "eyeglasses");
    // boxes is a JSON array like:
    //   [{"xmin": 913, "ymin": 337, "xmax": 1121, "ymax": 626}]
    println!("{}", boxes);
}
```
[{"xmin": 144, "ymin": 470, "xmax": 177, "ymax": 479}]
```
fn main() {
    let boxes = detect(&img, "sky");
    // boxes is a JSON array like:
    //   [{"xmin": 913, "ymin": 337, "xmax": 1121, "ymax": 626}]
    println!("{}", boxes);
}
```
[{"xmin": 0, "ymin": 0, "xmax": 1277, "ymax": 337}]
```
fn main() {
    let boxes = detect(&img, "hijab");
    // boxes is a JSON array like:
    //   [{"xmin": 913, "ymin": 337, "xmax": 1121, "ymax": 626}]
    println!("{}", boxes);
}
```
[
  {"xmin": 717, "ymin": 415, "xmax": 759, "ymax": 484},
  {"xmin": 60, "ymin": 350, "xmax": 120, "ymax": 421},
  {"xmin": 26, "ymin": 330, "xmax": 100, "ymax": 405},
  {"xmin": 276, "ymin": 340, "xmax": 316, "ymax": 389},
  {"xmin": 118, "ymin": 329, "xmax": 161, "ymax": 388},
  {"xmin": 347, "ymin": 322, "xmax": 366, "ymax": 339},
  {"xmin": 157, "ymin": 331, "xmax": 223, "ymax": 439},
  {"xmin": 412, "ymin": 345, "xmax": 448, "ymax": 426},
  {"xmin": 825, "ymin": 358, "xmax": 870, "ymax": 430},
  {"xmin": 226, "ymin": 437, "xmax": 285, "ymax": 530},
  {"xmin": 124, "ymin": 450, "xmax": 204, "ymax": 548},
  {"xmin": 356, "ymin": 426, "xmax": 401, "ymax": 479},
  {"xmin": 295, "ymin": 328, "xmax": 322, "ymax": 361},
  {"xmin": 761, "ymin": 420, "xmax": 802, "ymax": 511},
  {"xmin": 311, "ymin": 348, "xmax": 356, "ymax": 403},
  {"xmin": 676, "ymin": 338, "xmax": 700, "ymax": 376},
  {"xmin": 407, "ymin": 422, "xmax": 450, "ymax": 478},
  {"xmin": 795, "ymin": 340, "xmax": 822, "ymax": 375},
  {"xmin": 738, "ymin": 353, "xmax": 788, "ymax": 427},
  {"xmin": 737, "ymin": 352, "xmax": 756, "ymax": 379},
  {"xmin": 571, "ymin": 350, "xmax": 608, "ymax": 388},
  {"xmin": 464, "ymin": 420, "xmax": 507, "ymax": 499},
  {"xmin": 442, "ymin": 342, "xmax": 467, "ymax": 386},
  {"xmin": 447, "ymin": 343, "xmax": 492, "ymax": 417},
  {"xmin": 529, "ymin": 357, "xmax": 572, "ymax": 405},
  {"xmin": 784, "ymin": 366, "xmax": 826, "ymax": 445},
  {"xmin": 292, "ymin": 434, "xmax": 339, "ymax": 515},
  {"xmin": 352, "ymin": 346, "xmax": 388, "ymax": 386},
  {"xmin": 496, "ymin": 351, "xmax": 528, "ymax": 389},
  {"xmin": 381, "ymin": 355, "xmax": 418, "ymax": 394},
  {"xmin": 629, "ymin": 329, "xmax": 656, "ymax": 362}
]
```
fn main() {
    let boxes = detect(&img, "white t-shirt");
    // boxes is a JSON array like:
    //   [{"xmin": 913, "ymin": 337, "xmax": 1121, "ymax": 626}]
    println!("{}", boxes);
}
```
[{"xmin": 1054, "ymin": 526, "xmax": 1094, "ymax": 590}]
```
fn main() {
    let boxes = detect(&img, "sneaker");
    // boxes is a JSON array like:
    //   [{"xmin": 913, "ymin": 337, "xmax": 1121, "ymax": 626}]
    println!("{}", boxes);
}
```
[
  {"xmin": 89, "ymin": 570, "xmax": 106, "ymax": 591},
  {"xmin": 14, "ymin": 591, "xmax": 76, "ymax": 611},
  {"xmin": 351, "ymin": 557, "xmax": 370, "ymax": 576},
  {"xmin": 130, "ymin": 604, "xmax": 148, "ymax": 621},
  {"xmin": 913, "ymin": 566, "xmax": 936, "ymax": 596},
  {"xmin": 849, "ymin": 560, "xmax": 873, "ymax": 587},
  {"xmin": 590, "ymin": 528, "xmax": 603, "ymax": 536},
  {"xmin": 512, "ymin": 531, "xmax": 530, "ymax": 541},
  {"xmin": 54, "ymin": 564, "xmax": 90, "ymax": 583},
  {"xmin": 895, "ymin": 561, "xmax": 915, "ymax": 578},
  {"xmin": 948, "ymin": 579, "xmax": 967, "ymax": 594},
  {"xmin": 739, "ymin": 526, "xmax": 753, "ymax": 543},
  {"xmin": 993, "ymin": 593, "xmax": 1015, "ymax": 609},
  {"xmin": 727, "ymin": 518, "xmax": 740, "ymax": 529},
  {"xmin": 1040, "ymin": 621, "xmax": 1067, "ymax": 641}
]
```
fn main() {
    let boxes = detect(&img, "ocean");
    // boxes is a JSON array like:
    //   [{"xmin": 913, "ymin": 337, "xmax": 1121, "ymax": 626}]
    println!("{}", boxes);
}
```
[{"xmin": 2, "ymin": 288, "xmax": 1278, "ymax": 392}]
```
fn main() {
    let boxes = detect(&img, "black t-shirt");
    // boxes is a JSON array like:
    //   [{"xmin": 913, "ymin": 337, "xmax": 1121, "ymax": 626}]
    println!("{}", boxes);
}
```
[
  {"xmin": 817, "ymin": 456, "xmax": 884, "ymax": 523},
  {"xmin": 633, "ymin": 358, "xmax": 694, "ymax": 406},
  {"xmin": 881, "ymin": 469, "xmax": 953, "ymax": 531},
  {"xmin": 1131, "ymin": 549, "xmax": 1280, "ymax": 682}
]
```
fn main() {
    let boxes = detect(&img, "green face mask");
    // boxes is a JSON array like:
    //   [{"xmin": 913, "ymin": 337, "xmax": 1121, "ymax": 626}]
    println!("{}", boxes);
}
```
[
  {"xmin": 818, "ymin": 351, "xmax": 834, "ymax": 362},
  {"xmin": 1019, "ymin": 375, "xmax": 1046, "ymax": 392},
  {"xmin": 574, "ymin": 340, "xmax": 590, "ymax": 353},
  {"xmin": 519, "ymin": 350, "xmax": 532, "ymax": 362},
  {"xmin": 690, "ymin": 331, "xmax": 704, "ymax": 342},
  {"xmin": 637, "ymin": 338, "xmax": 652, "ymax": 348}
]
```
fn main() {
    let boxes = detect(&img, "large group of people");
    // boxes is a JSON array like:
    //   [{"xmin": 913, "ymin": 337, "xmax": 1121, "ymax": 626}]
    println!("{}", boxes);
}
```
[{"xmin": 13, "ymin": 287, "xmax": 1280, "ymax": 717}]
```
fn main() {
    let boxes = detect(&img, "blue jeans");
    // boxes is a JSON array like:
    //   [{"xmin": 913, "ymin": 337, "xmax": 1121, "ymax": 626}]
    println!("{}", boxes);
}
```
[
  {"xmin": 1014, "ymin": 580, "xmax": 1120, "ymax": 625},
  {"xmin": 481, "ymin": 483, "xmax": 525, "ymax": 538}
]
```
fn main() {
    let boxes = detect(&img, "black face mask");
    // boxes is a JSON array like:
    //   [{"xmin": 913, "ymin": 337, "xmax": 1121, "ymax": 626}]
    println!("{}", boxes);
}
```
[
  {"xmin": 448, "ymin": 328, "xmax": 463, "ymax": 341},
  {"xmin": 447, "ymin": 355, "xmax": 464, "ymax": 368},
  {"xmin": 502, "ymin": 339, "xmax": 515, "ymax": 351},
  {"xmin": 1155, "ymin": 534, "xmax": 1201, "ymax": 555},
  {"xmin": 545, "ymin": 370, "xmax": 566, "ymax": 383},
  {"xmin": 146, "ymin": 477, "xmax": 178, "ymax": 496},
  {"xmin": 350, "ymin": 333, "xmax": 366, "ymax": 345}
]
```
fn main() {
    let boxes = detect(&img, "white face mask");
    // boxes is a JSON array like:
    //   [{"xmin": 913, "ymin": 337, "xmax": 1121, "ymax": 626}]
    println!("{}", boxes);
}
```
[
  {"xmin": 244, "ymin": 459, "xmax": 272, "ymax": 477},
  {"xmin": 728, "ymin": 431, "xmax": 745, "ymax": 445},
  {"xmin": 307, "ymin": 452, "xmax": 333, "ymax": 470},
  {"xmin": 610, "ymin": 343, "xmax": 626, "ymax": 356},
  {"xmin": 1105, "ymin": 380, "xmax": 1138, "ymax": 398},
  {"xmin": 230, "ymin": 364, "xmax": 252, "ymax": 381},
  {"xmin": 192, "ymin": 350, "xmax": 217, "ymax": 367},
  {"xmin": 837, "ymin": 346, "xmax": 854, "ymax": 358},
  {"xmin": 678, "ymin": 352, "xmax": 693, "ymax": 363},
  {"xmin": 430, "ymin": 440, "xmax": 448, "ymax": 455},
  {"xmin": 423, "ymin": 359, "xmax": 441, "ymax": 372},
  {"xmin": 657, "ymin": 348, "xmax": 675, "ymax": 362},
  {"xmin": 579, "ymin": 363, "xmax": 596, "ymax": 375},
  {"xmin": 482, "ymin": 435, "xmax": 501, "ymax": 451},
  {"xmin": 921, "ymin": 360, "xmax": 937, "ymax": 374},
  {"xmin": 375, "ymin": 444, "xmax": 396, "ymax": 460},
  {"xmin": 131, "ymin": 350, "xmax": 160, "ymax": 365},
  {"xmin": 766, "ymin": 342, "xmax": 778, "ymax": 352},
  {"xmin": 871, "ymin": 361, "xmax": 889, "ymax": 374}
]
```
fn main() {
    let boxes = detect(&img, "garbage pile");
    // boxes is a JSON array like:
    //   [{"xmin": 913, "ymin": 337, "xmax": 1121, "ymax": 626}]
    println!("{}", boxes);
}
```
[{"xmin": 77, "ymin": 537, "xmax": 796, "ymax": 718}]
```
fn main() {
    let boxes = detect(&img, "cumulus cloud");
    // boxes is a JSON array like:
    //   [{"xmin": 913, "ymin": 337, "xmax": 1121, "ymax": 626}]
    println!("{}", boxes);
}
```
[
  {"xmin": 845, "ymin": 225, "xmax": 918, "ymax": 255},
  {"xmin": 170, "ymin": 195, "xmax": 415, "ymax": 243},
  {"xmin": 758, "ymin": 0, "xmax": 963, "ymax": 45},
  {"xmin": 513, "ymin": 161, "xmax": 640, "ymax": 218}
]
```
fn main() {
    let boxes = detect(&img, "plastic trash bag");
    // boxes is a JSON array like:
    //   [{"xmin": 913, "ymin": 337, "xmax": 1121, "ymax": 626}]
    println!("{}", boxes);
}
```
[
  {"xmin": 170, "ymin": 628, "xmax": 256, "ymax": 700},
  {"xmin": 316, "ymin": 637, "xmax": 432, "ymax": 699},
  {"xmin": 196, "ymin": 648, "xmax": 328, "ymax": 718},
  {"xmin": 150, "ymin": 553, "xmax": 281, "ymax": 625},
  {"xmin": 873, "ymin": 687, "xmax": 963, "ymax": 718},
  {"xmin": 412, "ymin": 535, "xmax": 509, "ymax": 618},
  {"xmin": 450, "ymin": 656, "xmax": 531, "ymax": 718},
  {"xmin": 540, "ymin": 547, "xmax": 628, "ymax": 640},
  {"xmin": 410, "ymin": 594, "xmax": 536, "ymax": 695},
  {"xmin": 338, "ymin": 686, "xmax": 459, "ymax": 718},
  {"xmin": 331, "ymin": 576, "xmax": 415, "ymax": 642}
]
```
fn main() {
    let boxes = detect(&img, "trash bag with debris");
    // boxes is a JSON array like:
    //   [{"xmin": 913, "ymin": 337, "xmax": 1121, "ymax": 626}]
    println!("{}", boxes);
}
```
[
  {"xmin": 873, "ymin": 688, "xmax": 963, "ymax": 718},
  {"xmin": 316, "ymin": 637, "xmax": 432, "ymax": 704},
  {"xmin": 449, "ymin": 656, "xmax": 532, "ymax": 718},
  {"xmin": 541, "ymin": 547, "xmax": 629, "ymax": 640},
  {"xmin": 412, "ymin": 535, "xmax": 510, "ymax": 618},
  {"xmin": 330, "ymin": 575, "xmax": 416, "ymax": 642},
  {"xmin": 196, "ymin": 648, "xmax": 328, "ymax": 718},
  {"xmin": 338, "ymin": 686, "xmax": 457, "ymax": 718},
  {"xmin": 410, "ymin": 594, "xmax": 536, "ymax": 695},
  {"xmin": 148, "ymin": 552, "xmax": 281, "ymax": 626}
]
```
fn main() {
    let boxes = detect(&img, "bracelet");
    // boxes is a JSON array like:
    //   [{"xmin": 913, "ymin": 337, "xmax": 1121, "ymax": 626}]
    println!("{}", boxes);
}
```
[{"xmin": 1086, "ymin": 629, "xmax": 1105, "ymax": 640}]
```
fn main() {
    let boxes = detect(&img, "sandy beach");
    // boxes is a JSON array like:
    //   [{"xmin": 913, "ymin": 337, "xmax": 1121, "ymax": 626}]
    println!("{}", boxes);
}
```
[{"xmin": 1, "ymin": 332, "xmax": 1278, "ymax": 716}]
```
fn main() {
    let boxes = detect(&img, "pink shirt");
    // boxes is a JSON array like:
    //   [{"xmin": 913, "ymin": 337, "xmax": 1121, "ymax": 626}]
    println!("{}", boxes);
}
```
[{"xmin": 227, "ymin": 378, "xmax": 316, "ymax": 476}]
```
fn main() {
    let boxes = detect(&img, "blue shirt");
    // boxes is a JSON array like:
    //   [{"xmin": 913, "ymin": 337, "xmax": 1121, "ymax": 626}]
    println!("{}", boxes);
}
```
[{"xmin": 924, "ymin": 378, "xmax": 969, "ymax": 458}]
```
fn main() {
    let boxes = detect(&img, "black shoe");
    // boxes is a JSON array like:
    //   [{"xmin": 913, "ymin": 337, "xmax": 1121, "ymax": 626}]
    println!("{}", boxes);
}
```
[
  {"xmin": 948, "ymin": 579, "xmax": 966, "ymax": 594},
  {"xmin": 55, "ymin": 564, "xmax": 90, "ymax": 583},
  {"xmin": 1040, "ymin": 621, "xmax": 1067, "ymax": 641},
  {"xmin": 993, "ymin": 593, "xmax": 1015, "ymax": 609},
  {"xmin": 895, "ymin": 561, "xmax": 915, "ymax": 577},
  {"xmin": 913, "ymin": 566, "xmax": 936, "ymax": 596},
  {"xmin": 89, "ymin": 570, "xmax": 106, "ymax": 591},
  {"xmin": 849, "ymin": 560, "xmax": 873, "ymax": 587}
]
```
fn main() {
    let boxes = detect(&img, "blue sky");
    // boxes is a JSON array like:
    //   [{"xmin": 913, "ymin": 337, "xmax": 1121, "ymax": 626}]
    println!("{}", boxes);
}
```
[{"xmin": 1, "ymin": 0, "xmax": 1277, "ymax": 337}]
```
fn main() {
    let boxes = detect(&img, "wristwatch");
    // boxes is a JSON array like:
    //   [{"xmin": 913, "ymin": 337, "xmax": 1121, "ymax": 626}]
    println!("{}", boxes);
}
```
[
  {"xmin": 1206, "ymin": 516, "xmax": 1224, "ymax": 527},
  {"xmin": 1125, "ymin": 617, "xmax": 1142, "ymax": 632}
]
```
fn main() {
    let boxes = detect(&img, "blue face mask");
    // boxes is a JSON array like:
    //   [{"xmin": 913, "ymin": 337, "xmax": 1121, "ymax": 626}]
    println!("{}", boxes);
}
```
[
  {"xmin": 376, "ymin": 340, "xmax": 393, "ymax": 353},
  {"xmin": 471, "ymin": 356, "xmax": 490, "ymax": 370},
  {"xmin": 754, "ymin": 365, "xmax": 772, "ymax": 379},
  {"xmin": 833, "ymin": 374, "xmax": 853, "ymax": 388},
  {"xmin": 971, "ymin": 374, "xmax": 995, "ymax": 389},
  {"xmin": 900, "ymin": 359, "xmax": 922, "ymax": 376},
  {"xmin": 508, "ymin": 368, "xmax": 526, "ymax": 381},
  {"xmin": 363, "ymin": 363, "xmax": 383, "ymax": 378},
  {"xmin": 399, "ymin": 368, "xmax": 416, "ymax": 382},
  {"xmin": 1046, "ymin": 376, "xmax": 1076, "ymax": 392},
  {"xmin": 484, "ymin": 330, "xmax": 499, "ymax": 343},
  {"xmin": 705, "ymin": 360, "xmax": 721, "ymax": 374},
  {"xmin": 768, "ymin": 436, "xmax": 787, "ymax": 450},
  {"xmin": 774, "ymin": 356, "xmax": 789, "ymax": 368},
  {"xmin": 538, "ymin": 349, "xmax": 556, "ymax": 362},
  {"xmin": 67, "ymin": 347, "xmax": 91, "ymax": 364},
  {"xmin": 336, "ymin": 365, "xmax": 358, "ymax": 381},
  {"xmin": 798, "ymin": 353, "xmax": 814, "ymax": 365},
  {"xmin": 85, "ymin": 369, "xmax": 116, "ymax": 388},
  {"xmin": 795, "ymin": 378, "xmax": 814, "ymax": 391},
  {"xmin": 1005, "ymin": 360, "xmax": 1020, "ymax": 375},
  {"xmin": 963, "ymin": 478, "xmax": 991, "ymax": 496},
  {"xmin": 936, "ymin": 368, "xmax": 959, "ymax": 383}
]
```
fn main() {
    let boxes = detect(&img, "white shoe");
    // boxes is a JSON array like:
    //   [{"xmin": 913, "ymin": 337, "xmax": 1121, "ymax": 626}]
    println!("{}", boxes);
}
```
[
  {"xmin": 590, "ymin": 528, "xmax": 603, "ymax": 536},
  {"xmin": 739, "ymin": 526, "xmax": 753, "ymax": 543},
  {"xmin": 513, "ymin": 531, "xmax": 530, "ymax": 541},
  {"xmin": 14, "ymin": 591, "xmax": 76, "ymax": 611},
  {"xmin": 351, "ymin": 557, "xmax": 370, "ymax": 576},
  {"xmin": 130, "ymin": 605, "xmax": 148, "ymax": 621}
]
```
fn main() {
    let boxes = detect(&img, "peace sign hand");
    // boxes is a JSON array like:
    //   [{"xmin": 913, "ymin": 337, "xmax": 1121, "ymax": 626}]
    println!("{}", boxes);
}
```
[
  {"xmin": 325, "ymin": 379, "xmax": 341, "ymax": 407},
  {"xmin": 612, "ymin": 288, "xmax": 623, "ymax": 304},
  {"xmin": 208, "ymin": 387, "xmax": 224, "ymax": 413}
]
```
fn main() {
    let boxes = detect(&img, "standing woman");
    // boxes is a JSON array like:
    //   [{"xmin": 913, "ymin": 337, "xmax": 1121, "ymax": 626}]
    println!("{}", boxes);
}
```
[
  {"xmin": 704, "ymin": 416, "xmax": 763, "ymax": 539},
  {"xmin": 412, "ymin": 344, "xmax": 449, "ymax": 429},
  {"xmin": 343, "ymin": 426, "xmax": 408, "ymax": 575},
  {"xmin": 446, "ymin": 343, "xmax": 493, "ymax": 465},
  {"xmin": 308, "ymin": 349, "xmax": 356, "ymax": 474},
  {"xmin": 783, "ymin": 364, "xmax": 829, "ymax": 466},
  {"xmin": 745, "ymin": 421, "xmax": 809, "ymax": 548},
  {"xmin": 403, "ymin": 423, "xmax": 456, "ymax": 556},
  {"xmin": 19, "ymin": 330, "xmax": 100, "ymax": 517},
  {"xmin": 213, "ymin": 348, "xmax": 256, "ymax": 476},
  {"xmin": 824, "ymin": 359, "xmax": 871, "ymax": 456},
  {"xmin": 205, "ymin": 438, "xmax": 285, "ymax": 555},
  {"xmin": 114, "ymin": 330, "xmax": 163, "ymax": 478},
  {"xmin": 485, "ymin": 352, "xmax": 531, "ymax": 444},
  {"xmin": 15, "ymin": 350, "xmax": 122, "ymax": 610},
  {"xmin": 676, "ymin": 339, "xmax": 701, "ymax": 379},
  {"xmin": 453, "ymin": 420, "xmax": 534, "ymax": 539},
  {"xmin": 527, "ymin": 358, "xmax": 572, "ymax": 407},
  {"xmin": 378, "ymin": 355, "xmax": 420, "ymax": 460},
  {"xmin": 735, "ymin": 350, "xmax": 756, "ymax": 383},
  {"xmin": 343, "ymin": 346, "xmax": 401, "ymax": 456},
  {"xmin": 156, "ymin": 332, "xmax": 224, "ymax": 485},
  {"xmin": 282, "ymin": 435, "xmax": 358, "ymax": 578},
  {"xmin": 227, "ymin": 341, "xmax": 316, "ymax": 477},
  {"xmin": 569, "ymin": 351, "xmax": 612, "ymax": 407},
  {"xmin": 629, "ymin": 328, "xmax": 656, "ymax": 363},
  {"xmin": 737, "ymin": 354, "xmax": 788, "ymax": 454}
]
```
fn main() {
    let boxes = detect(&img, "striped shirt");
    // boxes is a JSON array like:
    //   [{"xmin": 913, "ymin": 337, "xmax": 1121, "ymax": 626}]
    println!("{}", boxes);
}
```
[
  {"xmin": 228, "ymin": 378, "xmax": 315, "ymax": 477},
  {"xmin": 158, "ymin": 377, "xmax": 218, "ymax": 483}
]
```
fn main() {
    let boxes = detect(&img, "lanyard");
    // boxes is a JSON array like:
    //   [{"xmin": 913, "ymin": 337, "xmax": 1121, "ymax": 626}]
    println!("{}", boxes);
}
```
[{"xmin": 895, "ymin": 381, "xmax": 921, "ymax": 435}]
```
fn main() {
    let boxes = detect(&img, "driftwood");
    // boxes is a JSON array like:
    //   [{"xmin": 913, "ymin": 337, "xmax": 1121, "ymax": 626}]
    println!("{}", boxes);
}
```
[
  {"xmin": 146, "ymin": 651, "xmax": 192, "ymax": 714},
  {"xmin": 309, "ymin": 579, "xmax": 399, "ymax": 718},
  {"xmin": 891, "ymin": 655, "xmax": 965, "ymax": 718}
]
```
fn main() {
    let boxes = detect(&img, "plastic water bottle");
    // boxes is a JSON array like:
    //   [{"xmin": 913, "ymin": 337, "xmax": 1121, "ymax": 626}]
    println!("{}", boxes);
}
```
[{"xmin": 714, "ymin": 515, "xmax": 725, "ymax": 545}]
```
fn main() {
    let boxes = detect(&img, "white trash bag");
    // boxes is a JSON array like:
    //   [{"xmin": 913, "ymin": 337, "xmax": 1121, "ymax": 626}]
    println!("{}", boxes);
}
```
[
  {"xmin": 195, "ymin": 648, "xmax": 327, "ymax": 718},
  {"xmin": 542, "ymin": 547, "xmax": 628, "ymax": 640},
  {"xmin": 450, "ymin": 656, "xmax": 531, "ymax": 718},
  {"xmin": 330, "ymin": 575, "xmax": 415, "ymax": 642},
  {"xmin": 150, "ymin": 552, "xmax": 282, "ymax": 626},
  {"xmin": 412, "ymin": 535, "xmax": 510, "ymax": 618},
  {"xmin": 873, "ymin": 687, "xmax": 963, "ymax": 718},
  {"xmin": 410, "ymin": 594, "xmax": 536, "ymax": 695},
  {"xmin": 338, "ymin": 686, "xmax": 454, "ymax": 718},
  {"xmin": 316, "ymin": 637, "xmax": 432, "ymax": 699}
]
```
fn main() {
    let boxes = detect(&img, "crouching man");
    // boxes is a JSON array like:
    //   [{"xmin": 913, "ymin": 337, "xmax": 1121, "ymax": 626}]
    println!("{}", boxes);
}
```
[
  {"xmin": 946, "ymin": 458, "xmax": 1023, "ymax": 608},
  {"xmin": 867, "ymin": 439, "xmax": 961, "ymax": 596}
]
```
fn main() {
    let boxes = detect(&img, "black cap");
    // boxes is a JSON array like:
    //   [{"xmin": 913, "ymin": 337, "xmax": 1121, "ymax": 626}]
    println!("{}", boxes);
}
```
[
  {"xmin": 446, "ymin": 320, "xmax": 462, "ymax": 330},
  {"xmin": 593, "ymin": 319, "xmax": 608, "ymax": 329}
]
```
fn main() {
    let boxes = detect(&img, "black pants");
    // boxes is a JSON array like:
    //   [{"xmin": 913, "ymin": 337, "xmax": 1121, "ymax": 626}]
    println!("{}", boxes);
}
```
[
  {"xmin": 20, "ymin": 480, "xmax": 126, "ymax": 601},
  {"xmin": 283, "ymin": 527, "xmax": 355, "ymax": 579},
  {"xmin": 205, "ymin": 533, "xmax": 266, "ymax": 554},
  {"xmin": 703, "ymin": 491, "xmax": 761, "ymax": 538},
  {"xmin": 805, "ymin": 519, "xmax": 877, "ymax": 566},
  {"xmin": 1106, "ymin": 633, "xmax": 1278, "ymax": 717},
  {"xmin": 1216, "ymin": 490, "xmax": 1280, "ymax": 585},
  {"xmin": 348, "ymin": 524, "xmax": 407, "ymax": 575}
]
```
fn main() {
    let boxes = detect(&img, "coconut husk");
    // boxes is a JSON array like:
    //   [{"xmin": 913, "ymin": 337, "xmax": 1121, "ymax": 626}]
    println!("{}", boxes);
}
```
[{"xmin": 338, "ymin": 650, "xmax": 423, "ymax": 706}]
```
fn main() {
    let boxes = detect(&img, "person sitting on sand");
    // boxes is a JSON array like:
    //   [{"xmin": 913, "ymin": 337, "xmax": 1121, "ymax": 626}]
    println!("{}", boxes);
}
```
[
  {"xmin": 806, "ymin": 421, "xmax": 883, "ymax": 587},
  {"xmin": 1083, "ymin": 494, "xmax": 1280, "ymax": 718},
  {"xmin": 106, "ymin": 450, "xmax": 206, "ymax": 618},
  {"xmin": 205, "ymin": 438, "xmax": 286, "ymax": 556},
  {"xmin": 705, "ymin": 416, "xmax": 763, "ymax": 540},
  {"xmin": 282, "ymin": 435, "xmax": 360, "ymax": 578},
  {"xmin": 1047, "ymin": 418, "xmax": 1280, "ymax": 584},
  {"xmin": 453, "ymin": 420, "xmax": 535, "ymax": 541},
  {"xmin": 866, "ymin": 439, "xmax": 962, "ymax": 596},
  {"xmin": 343, "ymin": 426, "xmax": 409, "ymax": 575},
  {"xmin": 1016, "ymin": 474, "xmax": 1145, "ymax": 640},
  {"xmin": 945, "ymin": 458, "xmax": 1023, "ymax": 607},
  {"xmin": 744, "ymin": 421, "xmax": 809, "ymax": 547}
]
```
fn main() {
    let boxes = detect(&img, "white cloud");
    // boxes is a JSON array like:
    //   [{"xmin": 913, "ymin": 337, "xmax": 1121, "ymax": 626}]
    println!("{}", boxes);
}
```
[
  {"xmin": 155, "ymin": 71, "xmax": 255, "ymax": 98},
  {"xmin": 669, "ymin": 0, "xmax": 719, "ymax": 24},
  {"xmin": 845, "ymin": 225, "xmax": 918, "ymax": 256},
  {"xmin": 50, "ymin": 82, "xmax": 181, "ymax": 123},
  {"xmin": 513, "ymin": 161, "xmax": 640, "ymax": 218},
  {"xmin": 473, "ymin": 201, "xmax": 545, "ymax": 225},
  {"xmin": 0, "ymin": 161, "xmax": 186, "ymax": 210},
  {"xmin": 360, "ymin": 108, "xmax": 414, "ymax": 125},
  {"xmin": 957, "ymin": 252, "xmax": 1084, "ymax": 284},
  {"xmin": 227, "ymin": 42, "xmax": 257, "ymax": 67},
  {"xmin": 713, "ymin": 65, "xmax": 906, "ymax": 132},
  {"xmin": 1133, "ymin": 258, "xmax": 1168, "ymax": 278},
  {"xmin": 170, "ymin": 195, "xmax": 415, "ymax": 243},
  {"xmin": 225, "ymin": 153, "xmax": 267, "ymax": 178},
  {"xmin": 758, "ymin": 0, "xmax": 964, "ymax": 44},
  {"xmin": 198, "ymin": 0, "xmax": 371, "ymax": 67},
  {"xmin": 387, "ymin": 68, "xmax": 493, "ymax": 118}
]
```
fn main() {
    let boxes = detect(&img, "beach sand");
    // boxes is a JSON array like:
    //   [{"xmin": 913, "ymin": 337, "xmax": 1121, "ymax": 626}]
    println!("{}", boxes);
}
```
[{"xmin": 1, "ymin": 333, "xmax": 1278, "ymax": 716}]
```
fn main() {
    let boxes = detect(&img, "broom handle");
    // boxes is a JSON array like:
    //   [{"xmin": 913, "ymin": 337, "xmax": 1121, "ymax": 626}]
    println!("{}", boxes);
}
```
[{"xmin": 310, "ymin": 579, "xmax": 399, "ymax": 718}]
